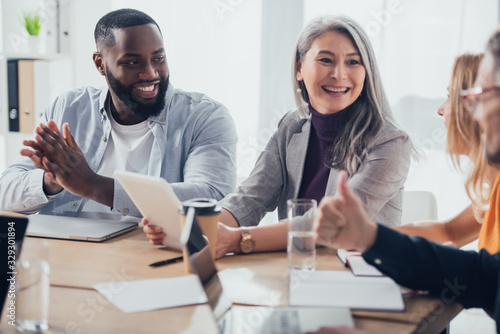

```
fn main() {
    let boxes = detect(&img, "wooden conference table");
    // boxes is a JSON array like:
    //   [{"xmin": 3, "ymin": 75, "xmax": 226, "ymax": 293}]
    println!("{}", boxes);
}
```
[{"xmin": 1, "ymin": 227, "xmax": 461, "ymax": 334}]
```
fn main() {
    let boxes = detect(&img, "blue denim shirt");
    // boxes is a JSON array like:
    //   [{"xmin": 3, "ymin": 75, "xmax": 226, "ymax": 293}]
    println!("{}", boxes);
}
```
[{"xmin": 0, "ymin": 84, "xmax": 238, "ymax": 217}]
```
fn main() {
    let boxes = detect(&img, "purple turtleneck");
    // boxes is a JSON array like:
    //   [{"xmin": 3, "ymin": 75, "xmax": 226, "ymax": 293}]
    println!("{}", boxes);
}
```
[{"xmin": 297, "ymin": 104, "xmax": 351, "ymax": 203}]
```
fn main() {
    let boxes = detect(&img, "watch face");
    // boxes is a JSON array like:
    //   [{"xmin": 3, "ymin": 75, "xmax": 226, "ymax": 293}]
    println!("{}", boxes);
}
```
[{"xmin": 240, "ymin": 238, "xmax": 255, "ymax": 253}]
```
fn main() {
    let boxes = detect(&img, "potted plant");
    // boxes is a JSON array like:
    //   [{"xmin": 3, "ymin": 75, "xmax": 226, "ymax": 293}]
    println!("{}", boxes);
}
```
[
  {"xmin": 23, "ymin": 12, "xmax": 43, "ymax": 53},
  {"xmin": 24, "ymin": 12, "xmax": 42, "ymax": 36}
]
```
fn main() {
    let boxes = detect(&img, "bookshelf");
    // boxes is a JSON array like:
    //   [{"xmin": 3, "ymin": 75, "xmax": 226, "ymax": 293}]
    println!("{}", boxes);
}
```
[{"xmin": 0, "ymin": 0, "xmax": 73, "ymax": 171}]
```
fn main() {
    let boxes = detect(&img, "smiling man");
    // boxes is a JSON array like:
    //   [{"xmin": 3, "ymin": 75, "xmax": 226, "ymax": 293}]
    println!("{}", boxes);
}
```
[{"xmin": 0, "ymin": 9, "xmax": 237, "ymax": 219}]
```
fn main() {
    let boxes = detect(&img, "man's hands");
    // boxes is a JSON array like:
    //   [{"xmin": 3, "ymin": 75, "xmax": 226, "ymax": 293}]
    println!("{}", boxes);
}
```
[
  {"xmin": 21, "ymin": 120, "xmax": 113, "ymax": 206},
  {"xmin": 21, "ymin": 121, "xmax": 65, "ymax": 194},
  {"xmin": 314, "ymin": 171, "xmax": 378, "ymax": 253}
]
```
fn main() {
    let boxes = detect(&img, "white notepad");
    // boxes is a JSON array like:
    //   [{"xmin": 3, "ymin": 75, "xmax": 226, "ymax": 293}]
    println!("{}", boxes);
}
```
[
  {"xmin": 289, "ymin": 270, "xmax": 404, "ymax": 311},
  {"xmin": 337, "ymin": 249, "xmax": 360, "ymax": 265},
  {"xmin": 337, "ymin": 249, "xmax": 384, "ymax": 277},
  {"xmin": 346, "ymin": 256, "xmax": 384, "ymax": 277}
]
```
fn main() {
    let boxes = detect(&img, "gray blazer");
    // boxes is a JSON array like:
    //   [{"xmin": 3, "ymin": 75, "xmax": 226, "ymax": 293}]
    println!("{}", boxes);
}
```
[{"xmin": 221, "ymin": 110, "xmax": 412, "ymax": 227}]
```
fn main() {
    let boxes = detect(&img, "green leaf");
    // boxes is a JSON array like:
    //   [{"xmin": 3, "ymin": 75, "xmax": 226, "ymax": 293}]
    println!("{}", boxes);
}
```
[{"xmin": 23, "ymin": 12, "xmax": 42, "ymax": 36}]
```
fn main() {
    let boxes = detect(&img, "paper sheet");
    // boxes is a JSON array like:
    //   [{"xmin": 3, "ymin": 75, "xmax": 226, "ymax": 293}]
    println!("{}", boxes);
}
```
[
  {"xmin": 289, "ymin": 270, "xmax": 404, "ymax": 311},
  {"xmin": 218, "ymin": 268, "xmax": 283, "ymax": 306},
  {"xmin": 93, "ymin": 275, "xmax": 207, "ymax": 313}
]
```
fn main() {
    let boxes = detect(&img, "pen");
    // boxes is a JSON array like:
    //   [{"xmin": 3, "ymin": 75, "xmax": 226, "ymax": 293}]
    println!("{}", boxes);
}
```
[{"xmin": 149, "ymin": 256, "xmax": 183, "ymax": 267}]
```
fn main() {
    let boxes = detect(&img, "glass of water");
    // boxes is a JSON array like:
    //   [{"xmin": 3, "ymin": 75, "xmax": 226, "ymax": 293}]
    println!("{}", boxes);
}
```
[
  {"xmin": 287, "ymin": 199, "xmax": 317, "ymax": 270},
  {"xmin": 16, "ymin": 240, "xmax": 50, "ymax": 332}
]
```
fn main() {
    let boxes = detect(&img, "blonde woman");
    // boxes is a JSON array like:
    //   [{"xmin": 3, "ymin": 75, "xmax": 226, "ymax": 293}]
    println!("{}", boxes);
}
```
[{"xmin": 396, "ymin": 53, "xmax": 498, "ymax": 251}]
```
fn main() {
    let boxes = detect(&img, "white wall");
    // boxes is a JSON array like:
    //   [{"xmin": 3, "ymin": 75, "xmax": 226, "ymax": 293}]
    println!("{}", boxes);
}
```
[{"xmin": 71, "ymin": 0, "xmax": 112, "ymax": 87}]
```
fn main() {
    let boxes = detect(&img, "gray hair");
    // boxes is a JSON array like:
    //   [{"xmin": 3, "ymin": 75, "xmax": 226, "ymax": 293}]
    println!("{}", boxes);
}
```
[{"xmin": 291, "ymin": 15, "xmax": 397, "ymax": 174}]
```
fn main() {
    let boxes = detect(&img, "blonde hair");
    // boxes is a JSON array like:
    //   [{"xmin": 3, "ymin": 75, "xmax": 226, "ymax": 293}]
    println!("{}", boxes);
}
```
[
  {"xmin": 447, "ymin": 53, "xmax": 492, "ymax": 219},
  {"xmin": 291, "ymin": 16, "xmax": 398, "ymax": 174}
]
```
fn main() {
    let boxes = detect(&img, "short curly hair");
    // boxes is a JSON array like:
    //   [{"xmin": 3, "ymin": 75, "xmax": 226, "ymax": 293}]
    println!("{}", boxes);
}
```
[{"xmin": 94, "ymin": 8, "xmax": 161, "ymax": 50}]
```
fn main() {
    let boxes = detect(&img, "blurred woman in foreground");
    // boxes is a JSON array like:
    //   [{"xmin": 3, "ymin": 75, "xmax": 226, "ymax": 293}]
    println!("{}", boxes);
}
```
[{"xmin": 396, "ymin": 53, "xmax": 499, "ymax": 253}]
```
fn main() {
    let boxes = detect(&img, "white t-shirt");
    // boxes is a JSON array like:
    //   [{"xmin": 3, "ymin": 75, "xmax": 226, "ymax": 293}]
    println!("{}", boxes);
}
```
[{"xmin": 79, "ymin": 108, "xmax": 154, "ymax": 220}]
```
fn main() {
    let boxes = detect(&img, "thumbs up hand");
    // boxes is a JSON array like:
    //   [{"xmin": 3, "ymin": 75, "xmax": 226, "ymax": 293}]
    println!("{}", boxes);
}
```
[{"xmin": 314, "ymin": 171, "xmax": 378, "ymax": 253}]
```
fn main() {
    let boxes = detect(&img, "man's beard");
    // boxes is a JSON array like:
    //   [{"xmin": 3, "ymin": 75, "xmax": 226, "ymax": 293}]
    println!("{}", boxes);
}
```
[{"xmin": 106, "ymin": 66, "xmax": 169, "ymax": 120}]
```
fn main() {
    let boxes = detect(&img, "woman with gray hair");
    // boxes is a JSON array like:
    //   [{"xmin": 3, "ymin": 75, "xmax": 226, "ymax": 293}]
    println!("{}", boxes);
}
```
[{"xmin": 144, "ymin": 15, "xmax": 412, "ymax": 257}]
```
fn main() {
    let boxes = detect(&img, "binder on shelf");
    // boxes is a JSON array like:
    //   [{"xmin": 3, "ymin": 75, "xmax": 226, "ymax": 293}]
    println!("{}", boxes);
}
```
[
  {"xmin": 18, "ymin": 60, "xmax": 35, "ymax": 134},
  {"xmin": 7, "ymin": 60, "xmax": 19, "ymax": 132},
  {"xmin": 17, "ymin": 59, "xmax": 50, "ymax": 134}
]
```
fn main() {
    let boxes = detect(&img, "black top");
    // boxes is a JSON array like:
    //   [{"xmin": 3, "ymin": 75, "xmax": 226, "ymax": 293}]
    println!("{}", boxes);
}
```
[
  {"xmin": 363, "ymin": 224, "xmax": 500, "ymax": 332},
  {"xmin": 298, "ymin": 104, "xmax": 351, "ymax": 203}
]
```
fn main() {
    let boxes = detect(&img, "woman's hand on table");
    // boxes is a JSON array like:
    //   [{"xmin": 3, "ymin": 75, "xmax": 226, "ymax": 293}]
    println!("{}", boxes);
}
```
[{"xmin": 216, "ymin": 222, "xmax": 241, "ymax": 259}]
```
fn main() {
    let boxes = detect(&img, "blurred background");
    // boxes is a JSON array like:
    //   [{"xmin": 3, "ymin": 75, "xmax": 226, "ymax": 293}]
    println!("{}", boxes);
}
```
[{"xmin": 0, "ymin": 0, "xmax": 497, "ymax": 221}]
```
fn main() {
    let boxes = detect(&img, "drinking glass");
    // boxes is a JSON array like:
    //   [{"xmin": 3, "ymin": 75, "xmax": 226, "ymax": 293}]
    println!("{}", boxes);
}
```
[
  {"xmin": 16, "ymin": 240, "xmax": 50, "ymax": 332},
  {"xmin": 287, "ymin": 199, "xmax": 317, "ymax": 270}
]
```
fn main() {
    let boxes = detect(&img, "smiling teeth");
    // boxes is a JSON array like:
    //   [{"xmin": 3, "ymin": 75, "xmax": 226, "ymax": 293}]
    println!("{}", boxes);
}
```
[
  {"xmin": 137, "ymin": 85, "xmax": 154, "ymax": 92},
  {"xmin": 324, "ymin": 87, "xmax": 348, "ymax": 93}
]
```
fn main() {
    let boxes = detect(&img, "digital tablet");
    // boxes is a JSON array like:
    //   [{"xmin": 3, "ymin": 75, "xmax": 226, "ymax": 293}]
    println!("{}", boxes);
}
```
[{"xmin": 115, "ymin": 171, "xmax": 182, "ymax": 250}]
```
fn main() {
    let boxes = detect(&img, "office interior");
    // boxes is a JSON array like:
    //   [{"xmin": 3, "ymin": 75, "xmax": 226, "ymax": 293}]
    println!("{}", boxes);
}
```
[{"xmin": 0, "ymin": 0, "xmax": 498, "ymax": 332}]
